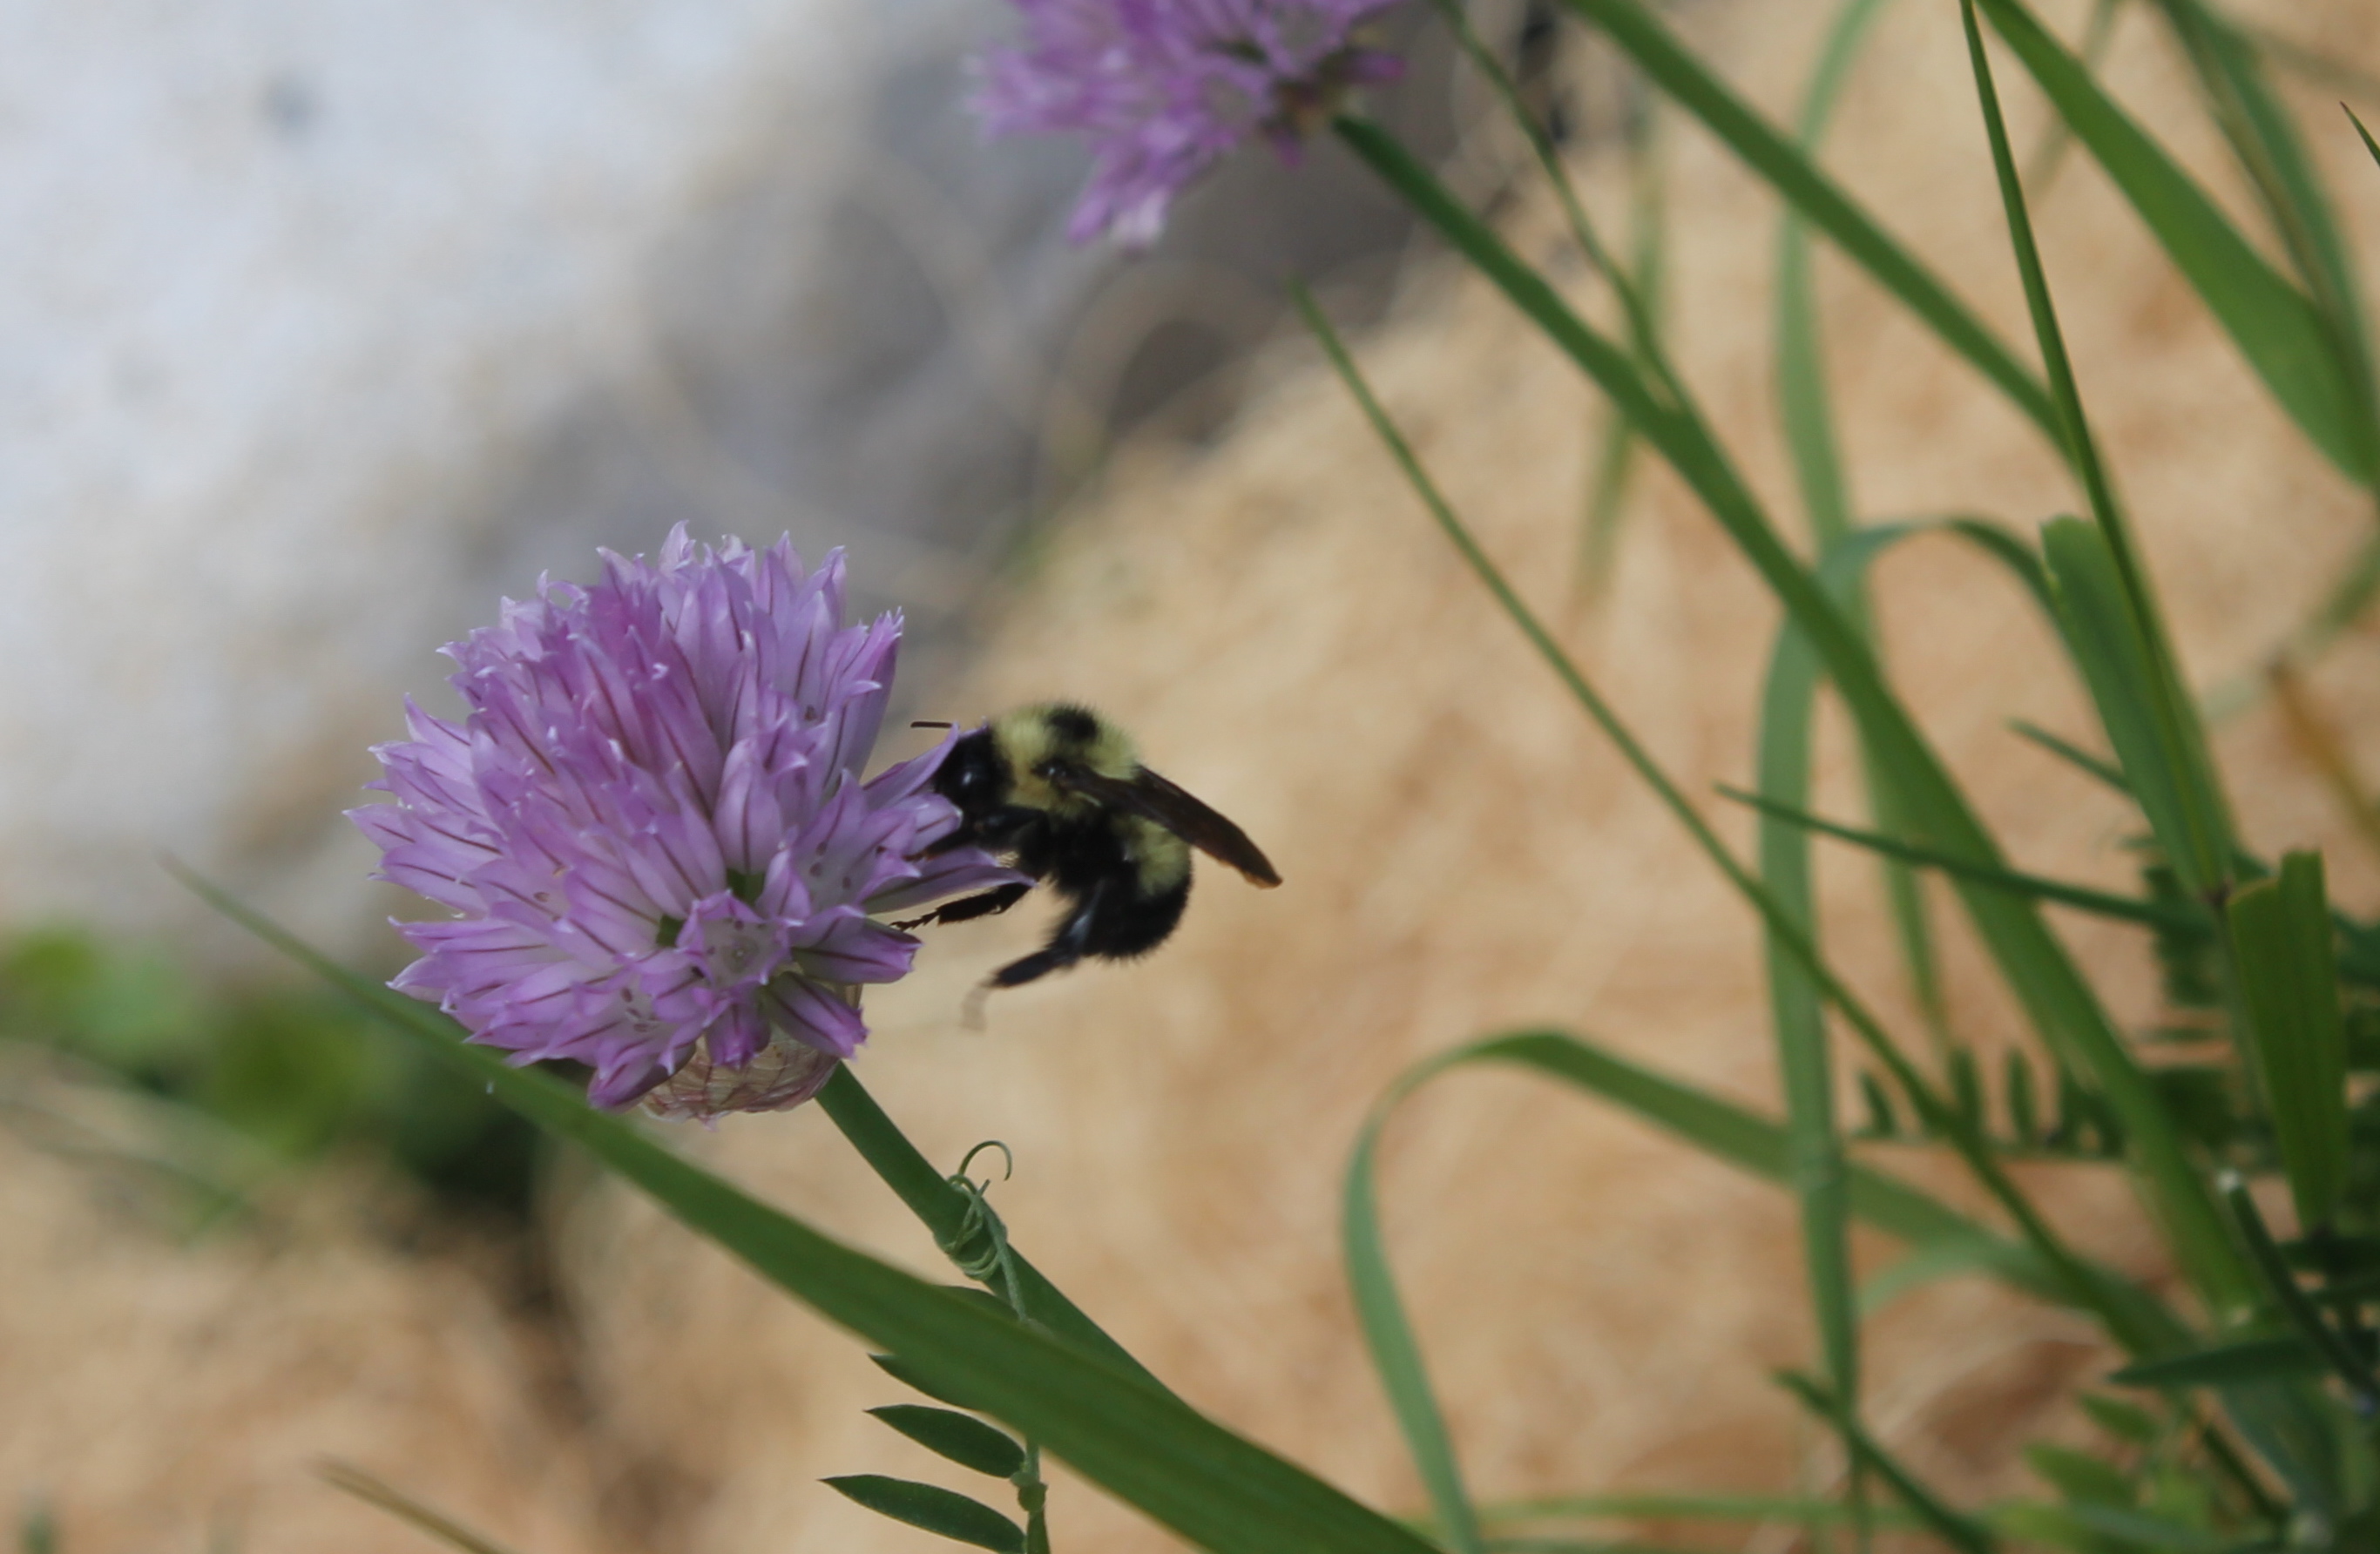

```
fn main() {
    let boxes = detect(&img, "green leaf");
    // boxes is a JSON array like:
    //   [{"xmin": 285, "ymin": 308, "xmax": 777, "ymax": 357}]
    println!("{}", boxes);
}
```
[
  {"xmin": 1776, "ymin": 1372, "xmax": 1998, "ymax": 1552},
  {"xmin": 2221, "ymin": 1175, "xmax": 2380, "ymax": 1422},
  {"xmin": 872, "ymin": 1353, "xmax": 989, "ymax": 1411},
  {"xmin": 2041, "ymin": 518, "xmax": 2230, "ymax": 897},
  {"xmin": 2025, "ymin": 1442, "xmax": 2134, "ymax": 1506},
  {"xmin": 869, "ymin": 1407, "xmax": 1028, "ymax": 1480},
  {"xmin": 1557, "ymin": 0, "xmax": 2060, "ymax": 441},
  {"xmin": 2059, "ymin": 1503, "xmax": 2238, "ymax": 1553},
  {"xmin": 1344, "ymin": 1081, "xmax": 1484, "ymax": 1553},
  {"xmin": 2078, "ymin": 1393, "xmax": 2160, "ymax": 1446},
  {"xmin": 1856, "ymin": 1071, "xmax": 1899, "ymax": 1138},
  {"xmin": 1964, "ymin": 0, "xmax": 2242, "ymax": 913},
  {"xmin": 16, "ymin": 1506, "xmax": 54, "ymax": 1554},
  {"xmin": 1575, "ymin": 135, "xmax": 1666, "ymax": 605},
  {"xmin": 1477, "ymin": 1491, "xmax": 1930, "ymax": 1531},
  {"xmin": 1976, "ymin": 0, "xmax": 2377, "ymax": 482},
  {"xmin": 1752, "ymin": 510, "xmax": 1860, "ymax": 1435},
  {"xmin": 193, "ymin": 880, "xmax": 1444, "ymax": 1554},
  {"xmin": 1328, "ymin": 116, "xmax": 2251, "ymax": 1329},
  {"xmin": 2147, "ymin": 0, "xmax": 2374, "ymax": 459},
  {"xmin": 1775, "ymin": 0, "xmax": 1893, "ymax": 552},
  {"xmin": 2227, "ymin": 853, "xmax": 2350, "ymax": 1229},
  {"xmin": 816, "ymin": 1069, "xmax": 1165, "ymax": 1395},
  {"xmin": 2354, "ymin": 107, "xmax": 2380, "ymax": 173},
  {"xmin": 317, "ymin": 1462, "xmax": 525, "ymax": 1554},
  {"xmin": 1721, "ymin": 784, "xmax": 2207, "ymax": 934},
  {"xmin": 2108, "ymin": 1333, "xmax": 2326, "ymax": 1388},
  {"xmin": 2008, "ymin": 720, "xmax": 2133, "ymax": 795},
  {"xmin": 2005, "ymin": 1051, "xmax": 2039, "ymax": 1143},
  {"xmin": 1860, "ymin": 1236, "xmax": 2045, "ymax": 1315},
  {"xmin": 1472, "ymin": 1541, "xmax": 1679, "ymax": 1553},
  {"xmin": 1361, "ymin": 1030, "xmax": 2159, "ymax": 1326},
  {"xmin": 825, "ymin": 1476, "xmax": 1025, "ymax": 1553}
]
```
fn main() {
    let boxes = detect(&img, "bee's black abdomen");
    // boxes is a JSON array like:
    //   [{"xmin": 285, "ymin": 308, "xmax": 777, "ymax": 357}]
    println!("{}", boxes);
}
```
[
  {"xmin": 980, "ymin": 810, "xmax": 1193, "ymax": 987},
  {"xmin": 1079, "ymin": 869, "xmax": 1188, "ymax": 959},
  {"xmin": 988, "ymin": 870, "xmax": 1189, "ymax": 988}
]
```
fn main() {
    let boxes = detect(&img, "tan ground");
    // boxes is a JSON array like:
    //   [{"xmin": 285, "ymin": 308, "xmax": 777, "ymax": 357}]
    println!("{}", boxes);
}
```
[
  {"xmin": 0, "ymin": 1053, "xmax": 607, "ymax": 1553},
  {"xmin": 12, "ymin": 0, "xmax": 2380, "ymax": 1548}
]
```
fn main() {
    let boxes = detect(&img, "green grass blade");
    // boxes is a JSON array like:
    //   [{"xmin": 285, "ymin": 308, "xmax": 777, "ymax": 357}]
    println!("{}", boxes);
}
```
[
  {"xmin": 1777, "ymin": 0, "xmax": 1893, "ymax": 551},
  {"xmin": 1777, "ymin": 0, "xmax": 1951, "ymax": 1060},
  {"xmin": 199, "ymin": 886, "xmax": 1443, "ymax": 1554},
  {"xmin": 1974, "ymin": 0, "xmax": 2377, "ymax": 482},
  {"xmin": 1390, "ymin": 1031, "xmax": 2167, "ymax": 1330},
  {"xmin": 1297, "ymin": 275, "xmax": 2203, "ymax": 1355},
  {"xmin": 868, "ymin": 1407, "xmax": 1028, "ymax": 1480},
  {"xmin": 2040, "ymin": 518, "xmax": 2229, "ymax": 895},
  {"xmin": 1862, "ymin": 1237, "xmax": 2059, "ymax": 1315},
  {"xmin": 2227, "ymin": 854, "xmax": 2350, "ymax": 1231},
  {"xmin": 2148, "ymin": 0, "xmax": 2375, "ymax": 462},
  {"xmin": 2106, "ymin": 1334, "xmax": 2324, "ymax": 1388},
  {"xmin": 2022, "ymin": 0, "xmax": 2123, "ymax": 191},
  {"xmin": 1558, "ymin": 0, "xmax": 2060, "ymax": 443},
  {"xmin": 1721, "ymin": 785, "xmax": 2207, "ymax": 933},
  {"xmin": 1799, "ymin": 513, "xmax": 2052, "ymax": 1052},
  {"xmin": 824, "ymin": 1476, "xmax": 1025, "ymax": 1553},
  {"xmin": 2221, "ymin": 1175, "xmax": 2379, "ymax": 1413},
  {"xmin": 1296, "ymin": 165, "xmax": 2246, "ymax": 1330},
  {"xmin": 1775, "ymin": 1373, "xmax": 1998, "ymax": 1553},
  {"xmin": 2056, "ymin": 1504, "xmax": 2240, "ymax": 1553},
  {"xmin": 1479, "ymin": 1493, "xmax": 1929, "ymax": 1531},
  {"xmin": 1465, "ymin": 1532, "xmax": 1675, "ymax": 1542},
  {"xmin": 1755, "ymin": 597, "xmax": 1863, "ymax": 1445},
  {"xmin": 1345, "ymin": 1085, "xmax": 1485, "ymax": 1554},
  {"xmin": 2352, "ymin": 107, "xmax": 2380, "ymax": 176},
  {"xmin": 1576, "ymin": 137, "xmax": 1666, "ymax": 605},
  {"xmin": 16, "ymin": 1505, "xmax": 56, "ymax": 1554},
  {"xmin": 317, "ymin": 1463, "xmax": 525, "ymax": 1554},
  {"xmin": 1964, "ymin": 0, "xmax": 2241, "ymax": 909},
  {"xmin": 2008, "ymin": 720, "xmax": 2133, "ymax": 795}
]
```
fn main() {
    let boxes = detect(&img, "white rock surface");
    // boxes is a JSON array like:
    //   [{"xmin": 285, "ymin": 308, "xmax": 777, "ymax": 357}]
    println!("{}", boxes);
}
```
[
  {"xmin": 0, "ymin": 0, "xmax": 1443, "ymax": 957},
  {"xmin": 0, "ymin": 0, "xmax": 1002, "ymax": 949}
]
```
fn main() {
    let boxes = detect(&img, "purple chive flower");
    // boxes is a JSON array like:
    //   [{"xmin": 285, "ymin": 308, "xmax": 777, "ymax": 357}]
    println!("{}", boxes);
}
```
[
  {"xmin": 350, "ymin": 526, "xmax": 1019, "ymax": 1119},
  {"xmin": 976, "ymin": 0, "xmax": 1404, "ymax": 247}
]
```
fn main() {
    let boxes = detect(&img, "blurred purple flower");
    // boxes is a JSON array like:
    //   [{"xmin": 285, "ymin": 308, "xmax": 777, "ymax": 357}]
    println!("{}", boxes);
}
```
[
  {"xmin": 976, "ymin": 0, "xmax": 1403, "ymax": 246},
  {"xmin": 351, "ymin": 526, "xmax": 1018, "ymax": 1118}
]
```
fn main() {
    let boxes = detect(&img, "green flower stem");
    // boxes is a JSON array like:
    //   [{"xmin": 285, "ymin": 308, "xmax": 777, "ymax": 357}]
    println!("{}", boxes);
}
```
[{"xmin": 816, "ymin": 1064, "xmax": 1171, "ymax": 1394}]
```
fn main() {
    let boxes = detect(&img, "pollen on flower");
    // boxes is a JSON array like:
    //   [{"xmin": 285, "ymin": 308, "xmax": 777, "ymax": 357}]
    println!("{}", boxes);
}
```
[
  {"xmin": 349, "ymin": 525, "xmax": 1023, "ymax": 1119},
  {"xmin": 973, "ymin": 0, "xmax": 1405, "ymax": 247}
]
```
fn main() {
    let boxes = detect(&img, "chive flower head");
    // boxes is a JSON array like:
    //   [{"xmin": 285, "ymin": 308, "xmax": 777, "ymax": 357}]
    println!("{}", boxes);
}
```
[
  {"xmin": 351, "ymin": 526, "xmax": 1016, "ymax": 1118},
  {"xmin": 976, "ymin": 0, "xmax": 1403, "ymax": 246}
]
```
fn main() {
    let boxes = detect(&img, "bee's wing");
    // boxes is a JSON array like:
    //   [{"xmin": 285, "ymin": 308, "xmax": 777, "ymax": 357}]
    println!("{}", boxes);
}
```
[{"xmin": 1047, "ymin": 762, "xmax": 1282, "ymax": 887}]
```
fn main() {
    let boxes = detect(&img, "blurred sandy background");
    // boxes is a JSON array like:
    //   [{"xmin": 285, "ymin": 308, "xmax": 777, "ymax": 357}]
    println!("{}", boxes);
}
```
[{"xmin": 9, "ymin": 0, "xmax": 2380, "ymax": 1549}]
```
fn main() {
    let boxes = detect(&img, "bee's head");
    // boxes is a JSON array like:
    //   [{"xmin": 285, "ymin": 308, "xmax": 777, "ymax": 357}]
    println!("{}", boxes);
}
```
[{"xmin": 932, "ymin": 726, "xmax": 1012, "ymax": 816}]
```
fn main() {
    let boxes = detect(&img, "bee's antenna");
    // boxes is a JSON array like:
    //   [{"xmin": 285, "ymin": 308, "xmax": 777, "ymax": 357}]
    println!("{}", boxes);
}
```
[{"xmin": 912, "ymin": 720, "xmax": 955, "ymax": 729}]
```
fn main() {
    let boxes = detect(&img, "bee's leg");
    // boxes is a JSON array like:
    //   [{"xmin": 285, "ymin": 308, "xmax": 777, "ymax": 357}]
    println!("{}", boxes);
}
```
[
  {"xmin": 893, "ymin": 882, "xmax": 1031, "ymax": 932},
  {"xmin": 986, "ymin": 885, "xmax": 1104, "ymax": 988}
]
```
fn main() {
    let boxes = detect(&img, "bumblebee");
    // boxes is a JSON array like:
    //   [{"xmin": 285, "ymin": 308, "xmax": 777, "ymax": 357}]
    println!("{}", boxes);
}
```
[{"xmin": 901, "ymin": 702, "xmax": 1281, "ymax": 989}]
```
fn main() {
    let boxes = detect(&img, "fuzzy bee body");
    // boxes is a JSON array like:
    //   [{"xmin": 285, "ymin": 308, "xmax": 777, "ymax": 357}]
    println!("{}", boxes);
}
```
[{"xmin": 908, "ymin": 702, "xmax": 1278, "ymax": 990}]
